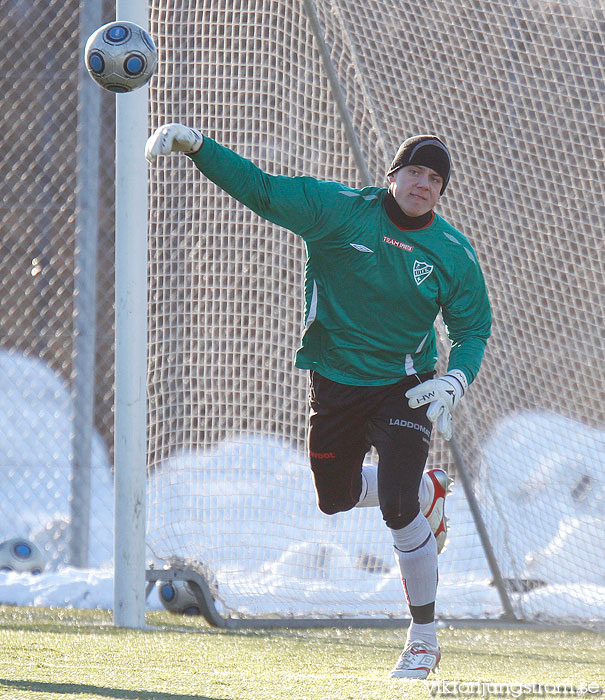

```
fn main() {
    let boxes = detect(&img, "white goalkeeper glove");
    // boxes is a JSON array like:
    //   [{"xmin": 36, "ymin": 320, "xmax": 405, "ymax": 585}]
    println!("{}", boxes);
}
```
[
  {"xmin": 145, "ymin": 123, "xmax": 204, "ymax": 164},
  {"xmin": 405, "ymin": 369, "xmax": 468, "ymax": 441}
]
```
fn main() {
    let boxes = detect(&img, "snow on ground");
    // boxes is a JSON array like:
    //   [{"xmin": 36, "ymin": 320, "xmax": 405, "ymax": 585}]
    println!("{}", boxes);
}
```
[{"xmin": 0, "ymin": 351, "xmax": 603, "ymax": 624}]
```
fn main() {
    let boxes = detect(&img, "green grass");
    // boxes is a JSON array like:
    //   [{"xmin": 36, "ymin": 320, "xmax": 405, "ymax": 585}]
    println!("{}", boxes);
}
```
[{"xmin": 0, "ymin": 606, "xmax": 603, "ymax": 699}]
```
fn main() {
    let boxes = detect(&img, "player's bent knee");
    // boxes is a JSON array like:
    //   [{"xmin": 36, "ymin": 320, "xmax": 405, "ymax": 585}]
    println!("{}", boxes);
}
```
[
  {"xmin": 381, "ymin": 505, "xmax": 420, "ymax": 531},
  {"xmin": 317, "ymin": 498, "xmax": 356, "ymax": 516},
  {"xmin": 379, "ymin": 488, "xmax": 421, "ymax": 530}
]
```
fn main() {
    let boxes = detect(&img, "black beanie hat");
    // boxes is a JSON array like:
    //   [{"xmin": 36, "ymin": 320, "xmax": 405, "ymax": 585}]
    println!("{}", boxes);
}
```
[{"xmin": 388, "ymin": 135, "xmax": 451, "ymax": 194}]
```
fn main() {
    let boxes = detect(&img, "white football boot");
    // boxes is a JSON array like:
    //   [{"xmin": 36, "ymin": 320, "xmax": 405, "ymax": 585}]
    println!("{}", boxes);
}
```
[
  {"xmin": 421, "ymin": 468, "xmax": 453, "ymax": 554},
  {"xmin": 389, "ymin": 640, "xmax": 441, "ymax": 679}
]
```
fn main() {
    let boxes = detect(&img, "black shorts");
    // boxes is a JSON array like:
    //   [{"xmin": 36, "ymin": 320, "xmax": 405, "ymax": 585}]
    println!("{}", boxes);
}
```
[{"xmin": 308, "ymin": 371, "xmax": 433, "ymax": 530}]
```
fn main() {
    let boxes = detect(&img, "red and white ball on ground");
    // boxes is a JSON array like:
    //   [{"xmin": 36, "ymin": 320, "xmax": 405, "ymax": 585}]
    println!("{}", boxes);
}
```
[{"xmin": 85, "ymin": 21, "xmax": 157, "ymax": 93}]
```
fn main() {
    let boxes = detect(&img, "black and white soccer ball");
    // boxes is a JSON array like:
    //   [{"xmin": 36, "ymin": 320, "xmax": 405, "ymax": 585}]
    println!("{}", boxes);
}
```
[
  {"xmin": 157, "ymin": 579, "xmax": 203, "ymax": 616},
  {"xmin": 85, "ymin": 21, "xmax": 157, "ymax": 93},
  {"xmin": 0, "ymin": 538, "xmax": 46, "ymax": 575},
  {"xmin": 156, "ymin": 558, "xmax": 219, "ymax": 615}
]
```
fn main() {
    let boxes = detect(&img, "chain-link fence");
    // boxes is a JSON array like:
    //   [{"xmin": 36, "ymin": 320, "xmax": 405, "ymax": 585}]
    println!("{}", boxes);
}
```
[{"xmin": 0, "ymin": 0, "xmax": 116, "ymax": 569}]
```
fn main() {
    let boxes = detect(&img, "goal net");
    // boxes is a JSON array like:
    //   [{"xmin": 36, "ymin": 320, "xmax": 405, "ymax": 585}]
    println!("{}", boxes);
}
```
[{"xmin": 146, "ymin": 0, "xmax": 604, "ymax": 625}]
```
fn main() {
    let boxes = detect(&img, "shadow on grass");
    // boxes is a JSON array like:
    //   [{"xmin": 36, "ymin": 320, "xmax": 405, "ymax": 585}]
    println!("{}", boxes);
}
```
[{"xmin": 0, "ymin": 678, "xmax": 226, "ymax": 700}]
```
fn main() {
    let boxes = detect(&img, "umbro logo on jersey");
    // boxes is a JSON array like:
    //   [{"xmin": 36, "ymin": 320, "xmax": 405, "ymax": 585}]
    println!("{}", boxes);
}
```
[
  {"xmin": 350, "ymin": 243, "xmax": 374, "ymax": 253},
  {"xmin": 339, "ymin": 191, "xmax": 379, "ymax": 201},
  {"xmin": 413, "ymin": 260, "xmax": 434, "ymax": 285}
]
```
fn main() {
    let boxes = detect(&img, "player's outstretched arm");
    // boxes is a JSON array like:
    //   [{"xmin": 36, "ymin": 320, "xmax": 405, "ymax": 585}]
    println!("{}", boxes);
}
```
[
  {"xmin": 405, "ymin": 370, "xmax": 468, "ymax": 441},
  {"xmin": 144, "ymin": 125, "xmax": 348, "ymax": 240},
  {"xmin": 145, "ymin": 123, "xmax": 204, "ymax": 164}
]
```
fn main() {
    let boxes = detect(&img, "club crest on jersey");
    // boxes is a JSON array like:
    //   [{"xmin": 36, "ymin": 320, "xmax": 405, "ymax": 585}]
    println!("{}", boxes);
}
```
[{"xmin": 413, "ymin": 260, "xmax": 434, "ymax": 286}]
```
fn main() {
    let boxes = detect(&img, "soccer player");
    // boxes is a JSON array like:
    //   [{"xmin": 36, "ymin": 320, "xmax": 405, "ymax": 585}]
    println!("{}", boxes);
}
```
[{"xmin": 146, "ymin": 125, "xmax": 492, "ymax": 679}]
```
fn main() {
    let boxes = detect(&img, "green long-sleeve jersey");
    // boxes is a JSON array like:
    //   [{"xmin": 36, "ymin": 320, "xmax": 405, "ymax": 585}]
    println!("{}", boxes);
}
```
[{"xmin": 190, "ymin": 137, "xmax": 491, "ymax": 386}]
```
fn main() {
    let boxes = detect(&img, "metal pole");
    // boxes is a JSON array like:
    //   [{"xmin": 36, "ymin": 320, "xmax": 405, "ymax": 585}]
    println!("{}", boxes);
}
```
[
  {"xmin": 113, "ymin": 0, "xmax": 149, "ymax": 629},
  {"xmin": 71, "ymin": 0, "xmax": 103, "ymax": 570},
  {"xmin": 449, "ymin": 435, "xmax": 517, "ymax": 620},
  {"xmin": 302, "ymin": 0, "xmax": 373, "ymax": 187}
]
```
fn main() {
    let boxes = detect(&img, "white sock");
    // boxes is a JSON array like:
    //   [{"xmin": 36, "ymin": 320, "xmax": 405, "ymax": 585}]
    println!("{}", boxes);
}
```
[
  {"xmin": 418, "ymin": 471, "xmax": 430, "ymax": 513},
  {"xmin": 357, "ymin": 467, "xmax": 431, "ymax": 510},
  {"xmin": 406, "ymin": 620, "xmax": 438, "ymax": 648},
  {"xmin": 355, "ymin": 464, "xmax": 379, "ymax": 507},
  {"xmin": 391, "ymin": 511, "xmax": 438, "ymax": 607}
]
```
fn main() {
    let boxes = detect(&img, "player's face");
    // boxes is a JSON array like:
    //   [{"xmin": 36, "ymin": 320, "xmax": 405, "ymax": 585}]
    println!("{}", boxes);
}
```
[{"xmin": 388, "ymin": 165, "xmax": 443, "ymax": 217}]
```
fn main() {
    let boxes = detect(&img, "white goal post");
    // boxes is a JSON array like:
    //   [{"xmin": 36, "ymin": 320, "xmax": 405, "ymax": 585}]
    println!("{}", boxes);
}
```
[
  {"xmin": 116, "ymin": 0, "xmax": 604, "ymax": 628},
  {"xmin": 113, "ymin": 0, "xmax": 149, "ymax": 628}
]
